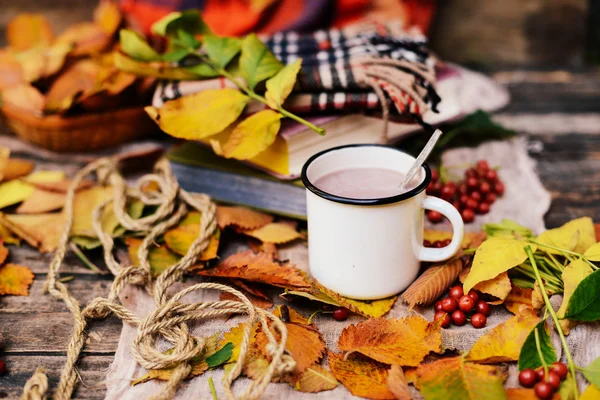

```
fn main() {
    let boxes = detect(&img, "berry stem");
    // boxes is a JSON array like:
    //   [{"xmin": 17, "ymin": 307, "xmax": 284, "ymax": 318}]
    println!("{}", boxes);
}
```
[
  {"xmin": 534, "ymin": 325, "xmax": 549, "ymax": 377},
  {"xmin": 307, "ymin": 310, "xmax": 323, "ymax": 325},
  {"xmin": 525, "ymin": 245, "xmax": 579, "ymax": 400}
]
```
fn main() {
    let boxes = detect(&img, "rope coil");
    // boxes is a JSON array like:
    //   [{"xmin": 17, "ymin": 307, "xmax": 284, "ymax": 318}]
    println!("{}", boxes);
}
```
[{"xmin": 21, "ymin": 157, "xmax": 295, "ymax": 400}]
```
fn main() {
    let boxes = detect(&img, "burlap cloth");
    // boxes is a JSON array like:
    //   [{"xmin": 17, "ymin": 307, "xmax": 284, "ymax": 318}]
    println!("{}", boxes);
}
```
[{"xmin": 103, "ymin": 138, "xmax": 600, "ymax": 399}]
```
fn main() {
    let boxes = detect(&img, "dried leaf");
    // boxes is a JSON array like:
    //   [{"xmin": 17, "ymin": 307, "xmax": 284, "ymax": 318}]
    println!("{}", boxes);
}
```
[
  {"xmin": 145, "ymin": 89, "xmax": 249, "ymax": 140},
  {"xmin": 0, "ymin": 147, "xmax": 9, "ymax": 182},
  {"xmin": 464, "ymin": 238, "xmax": 536, "ymax": 293},
  {"xmin": 94, "ymin": 1, "xmax": 122, "ymax": 35},
  {"xmin": 424, "ymin": 230, "xmax": 486, "ymax": 249},
  {"xmin": 416, "ymin": 356, "xmax": 507, "ymax": 400},
  {"xmin": 0, "ymin": 223, "xmax": 20, "ymax": 246},
  {"xmin": 7, "ymin": 14, "xmax": 54, "ymax": 51},
  {"xmin": 44, "ymin": 60, "xmax": 102, "ymax": 113},
  {"xmin": 265, "ymin": 59, "xmax": 302, "ymax": 109},
  {"xmin": 216, "ymin": 206, "xmax": 273, "ymax": 230},
  {"xmin": 232, "ymin": 279, "xmax": 271, "ymax": 301},
  {"xmin": 0, "ymin": 242, "xmax": 8, "ymax": 265},
  {"xmin": 2, "ymin": 158, "xmax": 35, "ymax": 181},
  {"xmin": 329, "ymin": 351, "xmax": 395, "ymax": 399},
  {"xmin": 506, "ymin": 388, "xmax": 560, "ymax": 400},
  {"xmin": 70, "ymin": 186, "xmax": 114, "ymax": 236},
  {"xmin": 0, "ymin": 180, "xmax": 34, "ymax": 209},
  {"xmin": 198, "ymin": 250, "xmax": 310, "ymax": 289},
  {"xmin": 0, "ymin": 50, "xmax": 24, "ymax": 89},
  {"xmin": 273, "ymin": 304, "xmax": 310, "ymax": 325},
  {"xmin": 460, "ymin": 268, "xmax": 511, "ymax": 303},
  {"xmin": 56, "ymin": 22, "xmax": 110, "ymax": 56},
  {"xmin": 240, "ymin": 33, "xmax": 283, "ymax": 89},
  {"xmin": 244, "ymin": 222, "xmax": 302, "ymax": 244},
  {"xmin": 1, "ymin": 84, "xmax": 45, "ymax": 115},
  {"xmin": 388, "ymin": 365, "xmax": 413, "ymax": 400},
  {"xmin": 505, "ymin": 286, "xmax": 536, "ymax": 314},
  {"xmin": 4, "ymin": 213, "xmax": 64, "ymax": 252},
  {"xmin": 163, "ymin": 224, "xmax": 220, "ymax": 260},
  {"xmin": 16, "ymin": 189, "xmax": 65, "ymax": 214},
  {"xmin": 222, "ymin": 110, "xmax": 283, "ymax": 160},
  {"xmin": 557, "ymin": 258, "xmax": 593, "ymax": 333},
  {"xmin": 466, "ymin": 306, "xmax": 539, "ymax": 363},
  {"xmin": 294, "ymin": 365, "xmax": 339, "ymax": 393},
  {"xmin": 243, "ymin": 346, "xmax": 272, "ymax": 380},
  {"xmin": 14, "ymin": 43, "xmax": 72, "ymax": 82},
  {"xmin": 23, "ymin": 170, "xmax": 65, "ymax": 184},
  {"xmin": 536, "ymin": 217, "xmax": 596, "ymax": 255},
  {"xmin": 30, "ymin": 179, "xmax": 93, "ymax": 193},
  {"xmin": 338, "ymin": 315, "xmax": 443, "ymax": 366},
  {"xmin": 220, "ymin": 322, "xmax": 258, "ymax": 372},
  {"xmin": 126, "ymin": 237, "xmax": 180, "ymax": 276},
  {"xmin": 0, "ymin": 263, "xmax": 34, "ymax": 295},
  {"xmin": 401, "ymin": 258, "xmax": 463, "ymax": 308},
  {"xmin": 532, "ymin": 281, "xmax": 545, "ymax": 310}
]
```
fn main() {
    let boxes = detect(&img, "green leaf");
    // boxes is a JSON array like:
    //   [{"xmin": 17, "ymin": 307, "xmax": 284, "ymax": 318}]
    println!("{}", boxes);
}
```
[
  {"xmin": 206, "ymin": 342, "xmax": 234, "ymax": 368},
  {"xmin": 518, "ymin": 321, "xmax": 556, "ymax": 371},
  {"xmin": 564, "ymin": 269, "xmax": 600, "ymax": 321},
  {"xmin": 161, "ymin": 46, "xmax": 190, "ymax": 62},
  {"xmin": 222, "ymin": 109, "xmax": 283, "ymax": 160},
  {"xmin": 581, "ymin": 356, "xmax": 600, "ymax": 389},
  {"xmin": 151, "ymin": 10, "xmax": 211, "ymax": 38},
  {"xmin": 183, "ymin": 63, "xmax": 220, "ymax": 78},
  {"xmin": 584, "ymin": 242, "xmax": 600, "ymax": 261},
  {"xmin": 119, "ymin": 29, "xmax": 161, "ymax": 62},
  {"xmin": 174, "ymin": 29, "xmax": 201, "ymax": 49},
  {"xmin": 239, "ymin": 33, "xmax": 283, "ymax": 89},
  {"xmin": 204, "ymin": 35, "xmax": 242, "ymax": 68},
  {"xmin": 536, "ymin": 217, "xmax": 596, "ymax": 255},
  {"xmin": 463, "ymin": 238, "xmax": 536, "ymax": 293},
  {"xmin": 265, "ymin": 58, "xmax": 302, "ymax": 109}
]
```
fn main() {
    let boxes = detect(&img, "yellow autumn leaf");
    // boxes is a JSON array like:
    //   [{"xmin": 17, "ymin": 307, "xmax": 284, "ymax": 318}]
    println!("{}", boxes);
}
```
[
  {"xmin": 2, "ymin": 158, "xmax": 35, "ymax": 181},
  {"xmin": 466, "ymin": 306, "xmax": 539, "ymax": 363},
  {"xmin": 126, "ymin": 237, "xmax": 181, "ymax": 276},
  {"xmin": 328, "ymin": 351, "xmax": 395, "ymax": 399},
  {"xmin": 0, "ymin": 242, "xmax": 8, "ymax": 265},
  {"xmin": 163, "ymin": 225, "xmax": 220, "ymax": 260},
  {"xmin": 222, "ymin": 110, "xmax": 283, "ymax": 160},
  {"xmin": 0, "ymin": 263, "xmax": 35, "ymax": 296},
  {"xmin": 460, "ymin": 269, "xmax": 512, "ymax": 303},
  {"xmin": 584, "ymin": 242, "xmax": 600, "ymax": 261},
  {"xmin": 294, "ymin": 365, "xmax": 339, "ymax": 393},
  {"xmin": 23, "ymin": 170, "xmax": 65, "ymax": 183},
  {"xmin": 0, "ymin": 223, "xmax": 20, "ymax": 245},
  {"xmin": 220, "ymin": 322, "xmax": 258, "ymax": 372},
  {"xmin": 244, "ymin": 222, "xmax": 302, "ymax": 244},
  {"xmin": 5, "ymin": 213, "xmax": 64, "ymax": 252},
  {"xmin": 504, "ymin": 286, "xmax": 536, "ymax": 315},
  {"xmin": 16, "ymin": 189, "xmax": 65, "ymax": 214},
  {"xmin": 146, "ymin": 89, "xmax": 249, "ymax": 140},
  {"xmin": 15, "ymin": 43, "xmax": 72, "ymax": 83},
  {"xmin": 265, "ymin": 59, "xmax": 302, "ymax": 109},
  {"xmin": 7, "ymin": 14, "xmax": 54, "ymax": 51},
  {"xmin": 113, "ymin": 52, "xmax": 198, "ymax": 80},
  {"xmin": 94, "ymin": 1, "xmax": 122, "ymax": 35},
  {"xmin": 388, "ymin": 365, "xmax": 413, "ymax": 400},
  {"xmin": 70, "ymin": 186, "xmax": 113, "ymax": 237},
  {"xmin": 536, "ymin": 217, "xmax": 596, "ymax": 255},
  {"xmin": 581, "ymin": 384, "xmax": 600, "ymax": 400},
  {"xmin": 0, "ymin": 147, "xmax": 9, "ymax": 181},
  {"xmin": 464, "ymin": 237, "xmax": 535, "ymax": 293},
  {"xmin": 557, "ymin": 258, "xmax": 593, "ymax": 334},
  {"xmin": 0, "ymin": 180, "xmax": 34, "ymax": 209}
]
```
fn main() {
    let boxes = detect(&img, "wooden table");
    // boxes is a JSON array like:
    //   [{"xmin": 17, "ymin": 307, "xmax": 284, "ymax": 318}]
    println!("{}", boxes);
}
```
[{"xmin": 1, "ymin": 70, "xmax": 600, "ymax": 399}]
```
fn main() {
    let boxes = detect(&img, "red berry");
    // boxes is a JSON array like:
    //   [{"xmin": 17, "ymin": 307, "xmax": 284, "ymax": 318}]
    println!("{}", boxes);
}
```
[
  {"xmin": 465, "ymin": 169, "xmax": 478, "ymax": 179},
  {"xmin": 480, "ymin": 181, "xmax": 491, "ymax": 194},
  {"xmin": 470, "ymin": 191, "xmax": 482, "ymax": 201},
  {"xmin": 434, "ymin": 300, "xmax": 443, "ymax": 312},
  {"xmin": 0, "ymin": 360, "xmax": 5, "ymax": 375},
  {"xmin": 458, "ymin": 183, "xmax": 469, "ymax": 194},
  {"xmin": 452, "ymin": 200, "xmax": 462, "ymax": 211},
  {"xmin": 486, "ymin": 193, "xmax": 497, "ymax": 204},
  {"xmin": 451, "ymin": 310, "xmax": 467, "ymax": 326},
  {"xmin": 534, "ymin": 382, "xmax": 555, "ymax": 400},
  {"xmin": 449, "ymin": 285, "xmax": 464, "ymax": 300},
  {"xmin": 459, "ymin": 194, "xmax": 470, "ymax": 206},
  {"xmin": 442, "ymin": 238, "xmax": 451, "ymax": 246},
  {"xmin": 494, "ymin": 182, "xmax": 505, "ymax": 195},
  {"xmin": 424, "ymin": 239, "xmax": 432, "ymax": 248},
  {"xmin": 431, "ymin": 169, "xmax": 440, "ymax": 182},
  {"xmin": 427, "ymin": 182, "xmax": 443, "ymax": 196},
  {"xmin": 434, "ymin": 240, "xmax": 445, "ymax": 248},
  {"xmin": 434, "ymin": 311, "xmax": 451, "ymax": 328},
  {"xmin": 476, "ymin": 160, "xmax": 489, "ymax": 171},
  {"xmin": 467, "ymin": 290, "xmax": 480, "ymax": 303},
  {"xmin": 519, "ymin": 368, "xmax": 538, "ymax": 388},
  {"xmin": 466, "ymin": 198, "xmax": 479, "ymax": 210},
  {"xmin": 461, "ymin": 208, "xmax": 475, "ymax": 223},
  {"xmin": 441, "ymin": 297, "xmax": 458, "ymax": 313},
  {"xmin": 466, "ymin": 177, "xmax": 478, "ymax": 189},
  {"xmin": 332, "ymin": 307, "xmax": 349, "ymax": 321},
  {"xmin": 544, "ymin": 371, "xmax": 561, "ymax": 390},
  {"xmin": 471, "ymin": 313, "xmax": 487, "ymax": 328},
  {"xmin": 427, "ymin": 210, "xmax": 443, "ymax": 224},
  {"xmin": 485, "ymin": 169, "xmax": 498, "ymax": 183},
  {"xmin": 458, "ymin": 295, "xmax": 475, "ymax": 312},
  {"xmin": 476, "ymin": 300, "xmax": 491, "ymax": 316},
  {"xmin": 536, "ymin": 368, "xmax": 547, "ymax": 382},
  {"xmin": 477, "ymin": 202, "xmax": 490, "ymax": 215},
  {"xmin": 441, "ymin": 185, "xmax": 456, "ymax": 201},
  {"xmin": 549, "ymin": 362, "xmax": 568, "ymax": 380}
]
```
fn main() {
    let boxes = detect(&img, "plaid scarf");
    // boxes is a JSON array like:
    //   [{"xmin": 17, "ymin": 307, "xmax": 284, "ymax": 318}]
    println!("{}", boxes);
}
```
[{"xmin": 154, "ymin": 23, "xmax": 440, "ymax": 126}]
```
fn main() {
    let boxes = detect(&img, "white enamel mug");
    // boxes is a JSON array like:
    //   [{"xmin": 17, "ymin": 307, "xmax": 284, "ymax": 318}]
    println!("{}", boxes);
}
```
[{"xmin": 301, "ymin": 144, "xmax": 464, "ymax": 300}]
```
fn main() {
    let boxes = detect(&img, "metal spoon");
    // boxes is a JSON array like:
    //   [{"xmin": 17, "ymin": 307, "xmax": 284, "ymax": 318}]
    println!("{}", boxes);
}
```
[{"xmin": 400, "ymin": 129, "xmax": 443, "ymax": 189}]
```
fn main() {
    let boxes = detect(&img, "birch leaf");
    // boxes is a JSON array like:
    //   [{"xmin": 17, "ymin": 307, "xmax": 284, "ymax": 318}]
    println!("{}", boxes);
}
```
[
  {"xmin": 558, "ymin": 258, "xmax": 593, "ymax": 332},
  {"xmin": 0, "ymin": 180, "xmax": 34, "ymax": 209},
  {"xmin": 114, "ymin": 52, "xmax": 198, "ymax": 80},
  {"xmin": 240, "ymin": 34, "xmax": 283, "ymax": 89},
  {"xmin": 222, "ymin": 110, "xmax": 283, "ymax": 160},
  {"xmin": 204, "ymin": 35, "xmax": 242, "ymax": 68},
  {"xmin": 401, "ymin": 258, "xmax": 463, "ymax": 308},
  {"xmin": 265, "ymin": 59, "xmax": 302, "ymax": 109},
  {"xmin": 388, "ymin": 365, "xmax": 413, "ymax": 400}
]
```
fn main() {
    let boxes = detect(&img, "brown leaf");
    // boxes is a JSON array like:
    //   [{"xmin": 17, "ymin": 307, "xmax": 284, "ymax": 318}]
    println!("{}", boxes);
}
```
[
  {"xmin": 2, "ymin": 158, "xmax": 35, "ymax": 181},
  {"xmin": 401, "ymin": 258, "xmax": 463, "ymax": 308},
  {"xmin": 328, "ymin": 351, "xmax": 395, "ymax": 400},
  {"xmin": 247, "ymin": 238, "xmax": 278, "ymax": 259},
  {"xmin": 338, "ymin": 315, "xmax": 443, "ymax": 366},
  {"xmin": 45, "ymin": 60, "xmax": 102, "ymax": 113},
  {"xmin": 230, "ymin": 279, "xmax": 271, "ymax": 300},
  {"xmin": 93, "ymin": 1, "xmax": 122, "ymax": 35},
  {"xmin": 273, "ymin": 304, "xmax": 310, "ymax": 325},
  {"xmin": 16, "ymin": 189, "xmax": 65, "ymax": 214},
  {"xmin": 294, "ymin": 365, "xmax": 339, "ymax": 393},
  {"xmin": 244, "ymin": 222, "xmax": 303, "ymax": 244},
  {"xmin": 1, "ymin": 84, "xmax": 45, "ymax": 115},
  {"xmin": 0, "ymin": 263, "xmax": 34, "ymax": 295},
  {"xmin": 4, "ymin": 213, "xmax": 64, "ymax": 252},
  {"xmin": 466, "ymin": 306, "xmax": 539, "ymax": 363},
  {"xmin": 388, "ymin": 365, "xmax": 413, "ymax": 400},
  {"xmin": 220, "ymin": 290, "xmax": 273, "ymax": 310},
  {"xmin": 198, "ymin": 250, "xmax": 310, "ymax": 290},
  {"xmin": 55, "ymin": 22, "xmax": 111, "ymax": 56},
  {"xmin": 504, "ymin": 286, "xmax": 536, "ymax": 315},
  {"xmin": 243, "ymin": 345, "xmax": 272, "ymax": 380},
  {"xmin": 0, "ymin": 242, "xmax": 8, "ymax": 265},
  {"xmin": 7, "ymin": 14, "xmax": 54, "ymax": 51},
  {"xmin": 459, "ymin": 268, "xmax": 512, "ymax": 303},
  {"xmin": 30, "ymin": 179, "xmax": 94, "ymax": 193},
  {"xmin": 216, "ymin": 206, "xmax": 273, "ymax": 230}
]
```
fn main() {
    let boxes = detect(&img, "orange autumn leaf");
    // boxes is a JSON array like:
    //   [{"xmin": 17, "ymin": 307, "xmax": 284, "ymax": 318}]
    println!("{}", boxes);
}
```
[
  {"xmin": 423, "ymin": 230, "xmax": 486, "ymax": 249},
  {"xmin": 163, "ymin": 224, "xmax": 220, "ymax": 260},
  {"xmin": 273, "ymin": 304, "xmax": 310, "ymax": 325},
  {"xmin": 30, "ymin": 179, "xmax": 94, "ymax": 193},
  {"xmin": 216, "ymin": 206, "xmax": 273, "ymax": 230},
  {"xmin": 198, "ymin": 250, "xmax": 310, "ymax": 290},
  {"xmin": 244, "ymin": 222, "xmax": 303, "ymax": 244},
  {"xmin": 1, "ymin": 84, "xmax": 45, "ymax": 115},
  {"xmin": 15, "ymin": 43, "xmax": 72, "ymax": 83},
  {"xmin": 16, "ymin": 189, "xmax": 65, "ymax": 214},
  {"xmin": 0, "ymin": 242, "xmax": 8, "ymax": 265},
  {"xmin": 505, "ymin": 286, "xmax": 536, "ymax": 315},
  {"xmin": 230, "ymin": 279, "xmax": 270, "ymax": 300},
  {"xmin": 0, "ymin": 50, "xmax": 24, "ymax": 89},
  {"xmin": 294, "ymin": 365, "xmax": 339, "ymax": 393},
  {"xmin": 337, "ymin": 315, "xmax": 443, "ymax": 367},
  {"xmin": 328, "ymin": 351, "xmax": 395, "ymax": 400},
  {"xmin": 2, "ymin": 158, "xmax": 35, "ymax": 181},
  {"xmin": 0, "ymin": 263, "xmax": 34, "ymax": 295},
  {"xmin": 5, "ymin": 213, "xmax": 64, "ymax": 252},
  {"xmin": 45, "ymin": 59, "xmax": 102, "ymax": 113},
  {"xmin": 7, "ymin": 14, "xmax": 54, "ymax": 51},
  {"xmin": 401, "ymin": 258, "xmax": 463, "ymax": 308},
  {"xmin": 466, "ymin": 306, "xmax": 539, "ymax": 363},
  {"xmin": 56, "ymin": 22, "xmax": 111, "ymax": 56},
  {"xmin": 388, "ymin": 365, "xmax": 412, "ymax": 400},
  {"xmin": 93, "ymin": 1, "xmax": 122, "ymax": 35},
  {"xmin": 460, "ymin": 268, "xmax": 512, "ymax": 303},
  {"xmin": 506, "ymin": 388, "xmax": 560, "ymax": 400},
  {"xmin": 403, "ymin": 367, "xmax": 419, "ymax": 388}
]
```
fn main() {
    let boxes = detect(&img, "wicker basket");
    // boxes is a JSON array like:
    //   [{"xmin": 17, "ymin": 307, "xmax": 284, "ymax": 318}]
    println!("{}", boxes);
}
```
[{"xmin": 1, "ymin": 104, "xmax": 160, "ymax": 152}]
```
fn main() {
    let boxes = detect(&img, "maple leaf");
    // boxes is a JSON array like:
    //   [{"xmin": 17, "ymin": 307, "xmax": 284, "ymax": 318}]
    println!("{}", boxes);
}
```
[
  {"xmin": 401, "ymin": 258, "xmax": 463, "ymax": 308},
  {"xmin": 244, "ymin": 222, "xmax": 303, "ymax": 244},
  {"xmin": 0, "ymin": 263, "xmax": 35, "ymax": 296},
  {"xmin": 16, "ymin": 189, "xmax": 65, "ymax": 214},
  {"xmin": 466, "ymin": 306, "xmax": 539, "ymax": 363},
  {"xmin": 459, "ymin": 268, "xmax": 511, "ymax": 303},
  {"xmin": 293, "ymin": 365, "xmax": 339, "ymax": 393},
  {"xmin": 416, "ymin": 356, "xmax": 507, "ymax": 400},
  {"xmin": 388, "ymin": 365, "xmax": 413, "ymax": 400},
  {"xmin": 216, "ymin": 206, "xmax": 273, "ymax": 230},
  {"xmin": 197, "ymin": 250, "xmax": 310, "ymax": 290},
  {"xmin": 328, "ymin": 351, "xmax": 395, "ymax": 400},
  {"xmin": 337, "ymin": 315, "xmax": 443, "ymax": 367},
  {"xmin": 504, "ymin": 286, "xmax": 537, "ymax": 315}
]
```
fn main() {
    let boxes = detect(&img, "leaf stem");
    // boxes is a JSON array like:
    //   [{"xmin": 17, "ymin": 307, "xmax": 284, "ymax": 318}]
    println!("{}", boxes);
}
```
[
  {"xmin": 209, "ymin": 377, "xmax": 218, "ymax": 400},
  {"xmin": 307, "ymin": 310, "xmax": 322, "ymax": 325},
  {"xmin": 525, "ymin": 245, "xmax": 579, "ymax": 399},
  {"xmin": 529, "ymin": 239, "xmax": 581, "ymax": 259},
  {"xmin": 534, "ymin": 326, "xmax": 549, "ymax": 377},
  {"xmin": 69, "ymin": 243, "xmax": 103, "ymax": 274}
]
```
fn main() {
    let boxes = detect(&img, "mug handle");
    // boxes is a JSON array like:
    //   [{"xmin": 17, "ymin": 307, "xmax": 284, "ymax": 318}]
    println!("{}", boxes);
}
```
[{"xmin": 419, "ymin": 195, "xmax": 465, "ymax": 262}]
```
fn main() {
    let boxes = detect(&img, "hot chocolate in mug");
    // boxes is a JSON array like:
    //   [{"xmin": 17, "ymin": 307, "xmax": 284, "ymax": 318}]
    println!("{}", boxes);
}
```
[{"xmin": 301, "ymin": 144, "xmax": 464, "ymax": 300}]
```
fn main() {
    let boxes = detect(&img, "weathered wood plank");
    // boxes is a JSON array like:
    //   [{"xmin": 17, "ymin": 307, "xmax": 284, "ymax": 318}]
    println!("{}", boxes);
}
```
[
  {"xmin": 0, "ymin": 354, "xmax": 112, "ymax": 400},
  {"xmin": 6, "ymin": 245, "xmax": 110, "ymax": 275}
]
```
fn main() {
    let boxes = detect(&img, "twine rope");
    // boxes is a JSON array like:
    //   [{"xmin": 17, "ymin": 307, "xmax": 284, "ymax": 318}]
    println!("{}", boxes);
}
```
[{"xmin": 21, "ymin": 157, "xmax": 296, "ymax": 400}]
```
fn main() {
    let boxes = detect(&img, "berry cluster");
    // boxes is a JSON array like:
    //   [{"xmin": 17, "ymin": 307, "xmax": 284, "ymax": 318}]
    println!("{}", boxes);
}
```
[
  {"xmin": 423, "ymin": 239, "xmax": 451, "ymax": 248},
  {"xmin": 518, "ymin": 363, "xmax": 569, "ymax": 399},
  {"xmin": 426, "ymin": 160, "xmax": 505, "ymax": 224},
  {"xmin": 434, "ymin": 286, "xmax": 490, "ymax": 329}
]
